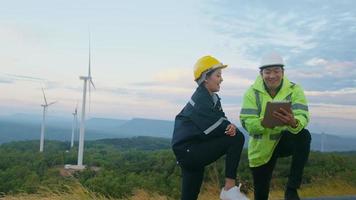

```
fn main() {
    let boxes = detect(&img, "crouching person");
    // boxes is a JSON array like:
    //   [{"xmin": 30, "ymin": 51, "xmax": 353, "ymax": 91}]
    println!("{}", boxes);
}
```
[
  {"xmin": 172, "ymin": 55, "xmax": 248, "ymax": 200},
  {"xmin": 240, "ymin": 52, "xmax": 311, "ymax": 200}
]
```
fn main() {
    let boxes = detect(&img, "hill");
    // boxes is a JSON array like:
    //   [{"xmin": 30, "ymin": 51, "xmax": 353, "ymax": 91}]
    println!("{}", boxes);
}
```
[
  {"xmin": 0, "ymin": 138, "xmax": 356, "ymax": 199},
  {"xmin": 0, "ymin": 114, "xmax": 356, "ymax": 151}
]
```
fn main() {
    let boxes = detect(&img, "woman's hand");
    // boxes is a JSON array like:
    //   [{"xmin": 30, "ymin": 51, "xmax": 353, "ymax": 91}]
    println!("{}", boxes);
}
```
[{"xmin": 225, "ymin": 124, "xmax": 237, "ymax": 136}]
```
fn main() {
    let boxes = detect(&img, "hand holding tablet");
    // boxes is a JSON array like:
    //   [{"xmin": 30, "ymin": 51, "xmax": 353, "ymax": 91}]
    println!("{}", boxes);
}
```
[{"xmin": 262, "ymin": 101, "xmax": 295, "ymax": 128}]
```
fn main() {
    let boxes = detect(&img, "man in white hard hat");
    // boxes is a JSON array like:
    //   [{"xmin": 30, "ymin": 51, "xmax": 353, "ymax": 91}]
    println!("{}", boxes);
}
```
[{"xmin": 240, "ymin": 52, "xmax": 311, "ymax": 200}]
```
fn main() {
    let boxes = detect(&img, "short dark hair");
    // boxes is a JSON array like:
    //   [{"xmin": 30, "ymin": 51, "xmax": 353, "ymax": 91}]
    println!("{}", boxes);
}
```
[{"xmin": 260, "ymin": 65, "xmax": 284, "ymax": 73}]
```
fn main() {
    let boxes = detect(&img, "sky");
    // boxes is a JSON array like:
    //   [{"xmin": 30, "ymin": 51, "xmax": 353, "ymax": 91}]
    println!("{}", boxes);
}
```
[{"xmin": 0, "ymin": 0, "xmax": 355, "ymax": 136}]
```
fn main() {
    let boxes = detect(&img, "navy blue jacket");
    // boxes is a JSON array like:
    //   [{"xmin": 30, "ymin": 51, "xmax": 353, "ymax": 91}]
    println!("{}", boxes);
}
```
[{"xmin": 172, "ymin": 85, "xmax": 231, "ymax": 148}]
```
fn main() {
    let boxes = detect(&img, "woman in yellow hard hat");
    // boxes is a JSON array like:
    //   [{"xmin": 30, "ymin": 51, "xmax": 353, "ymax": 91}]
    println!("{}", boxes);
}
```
[{"xmin": 172, "ymin": 55, "xmax": 248, "ymax": 200}]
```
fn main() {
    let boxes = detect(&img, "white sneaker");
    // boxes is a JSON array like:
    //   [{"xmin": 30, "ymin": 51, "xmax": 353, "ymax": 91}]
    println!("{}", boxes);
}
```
[{"xmin": 220, "ymin": 183, "xmax": 249, "ymax": 200}]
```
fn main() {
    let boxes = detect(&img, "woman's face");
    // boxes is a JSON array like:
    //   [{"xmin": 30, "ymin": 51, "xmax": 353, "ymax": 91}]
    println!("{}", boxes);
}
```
[{"xmin": 204, "ymin": 68, "xmax": 223, "ymax": 94}]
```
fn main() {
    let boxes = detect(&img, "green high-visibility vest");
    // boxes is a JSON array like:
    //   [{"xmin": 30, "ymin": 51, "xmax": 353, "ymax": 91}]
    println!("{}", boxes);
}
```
[{"xmin": 240, "ymin": 76, "xmax": 309, "ymax": 167}]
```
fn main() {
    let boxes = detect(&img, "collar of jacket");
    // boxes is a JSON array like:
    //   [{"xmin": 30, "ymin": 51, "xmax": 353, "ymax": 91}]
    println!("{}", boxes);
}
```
[
  {"xmin": 252, "ymin": 75, "xmax": 293, "ymax": 95},
  {"xmin": 196, "ymin": 84, "xmax": 220, "ymax": 104},
  {"xmin": 263, "ymin": 79, "xmax": 283, "ymax": 97}
]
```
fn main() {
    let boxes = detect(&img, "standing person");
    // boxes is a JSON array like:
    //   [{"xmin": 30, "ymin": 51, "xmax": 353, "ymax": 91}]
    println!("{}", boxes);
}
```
[
  {"xmin": 240, "ymin": 52, "xmax": 311, "ymax": 200},
  {"xmin": 172, "ymin": 55, "xmax": 249, "ymax": 200}
]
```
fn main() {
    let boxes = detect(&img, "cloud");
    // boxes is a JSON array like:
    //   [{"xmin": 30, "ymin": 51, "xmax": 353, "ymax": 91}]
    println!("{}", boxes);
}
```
[
  {"xmin": 309, "ymin": 103, "xmax": 356, "ymax": 120},
  {"xmin": 2, "ymin": 73, "xmax": 45, "ymax": 82},
  {"xmin": 303, "ymin": 58, "xmax": 356, "ymax": 78},
  {"xmin": 204, "ymin": 3, "xmax": 327, "ymax": 59},
  {"xmin": 0, "ymin": 73, "xmax": 67, "ymax": 92},
  {"xmin": 306, "ymin": 88, "xmax": 356, "ymax": 96},
  {"xmin": 131, "ymin": 68, "xmax": 194, "ymax": 88},
  {"xmin": 1, "ymin": 0, "xmax": 355, "ymax": 134},
  {"xmin": 305, "ymin": 88, "xmax": 356, "ymax": 106},
  {"xmin": 305, "ymin": 58, "xmax": 328, "ymax": 66},
  {"xmin": 0, "ymin": 78, "xmax": 14, "ymax": 84},
  {"xmin": 323, "ymin": 61, "xmax": 356, "ymax": 77},
  {"xmin": 203, "ymin": 1, "xmax": 356, "ymax": 95},
  {"xmin": 92, "ymin": 67, "xmax": 255, "ymax": 109},
  {"xmin": 285, "ymin": 57, "xmax": 356, "ymax": 91}
]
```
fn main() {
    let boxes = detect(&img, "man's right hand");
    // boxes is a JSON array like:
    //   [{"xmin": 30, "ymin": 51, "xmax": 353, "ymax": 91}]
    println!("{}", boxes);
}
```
[{"xmin": 273, "ymin": 107, "xmax": 297, "ymax": 128}]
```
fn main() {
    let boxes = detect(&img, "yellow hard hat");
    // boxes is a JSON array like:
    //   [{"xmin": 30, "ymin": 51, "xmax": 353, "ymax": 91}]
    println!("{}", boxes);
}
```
[{"xmin": 193, "ymin": 55, "xmax": 227, "ymax": 81}]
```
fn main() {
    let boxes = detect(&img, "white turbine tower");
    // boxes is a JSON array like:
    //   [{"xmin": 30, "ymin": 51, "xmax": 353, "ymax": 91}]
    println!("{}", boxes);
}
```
[
  {"xmin": 39, "ymin": 88, "xmax": 56, "ymax": 152},
  {"xmin": 76, "ymin": 37, "xmax": 95, "ymax": 169},
  {"xmin": 321, "ymin": 132, "xmax": 325, "ymax": 152},
  {"xmin": 64, "ymin": 34, "xmax": 95, "ymax": 170},
  {"xmin": 70, "ymin": 105, "xmax": 78, "ymax": 148}
]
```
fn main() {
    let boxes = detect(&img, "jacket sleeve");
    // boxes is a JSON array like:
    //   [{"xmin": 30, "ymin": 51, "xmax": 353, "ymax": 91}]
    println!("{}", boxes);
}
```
[
  {"xmin": 239, "ymin": 89, "xmax": 265, "ymax": 135},
  {"xmin": 189, "ymin": 97, "xmax": 230, "ymax": 137},
  {"xmin": 287, "ymin": 85, "xmax": 310, "ymax": 134}
]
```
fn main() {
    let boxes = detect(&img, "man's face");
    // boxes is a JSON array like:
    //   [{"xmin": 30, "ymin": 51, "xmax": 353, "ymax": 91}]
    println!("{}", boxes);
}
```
[{"xmin": 261, "ymin": 66, "xmax": 284, "ymax": 90}]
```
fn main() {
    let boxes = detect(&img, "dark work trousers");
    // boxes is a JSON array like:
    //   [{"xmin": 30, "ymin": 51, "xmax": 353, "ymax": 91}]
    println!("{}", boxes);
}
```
[
  {"xmin": 174, "ymin": 133, "xmax": 245, "ymax": 200},
  {"xmin": 250, "ymin": 129, "xmax": 311, "ymax": 200}
]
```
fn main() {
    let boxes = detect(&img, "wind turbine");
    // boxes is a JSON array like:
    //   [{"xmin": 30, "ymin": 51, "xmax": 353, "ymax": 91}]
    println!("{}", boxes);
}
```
[
  {"xmin": 39, "ymin": 88, "xmax": 56, "ymax": 152},
  {"xmin": 64, "ymin": 34, "xmax": 95, "ymax": 170},
  {"xmin": 70, "ymin": 104, "xmax": 78, "ymax": 148},
  {"xmin": 321, "ymin": 132, "xmax": 325, "ymax": 152},
  {"xmin": 76, "ymin": 36, "xmax": 95, "ymax": 169}
]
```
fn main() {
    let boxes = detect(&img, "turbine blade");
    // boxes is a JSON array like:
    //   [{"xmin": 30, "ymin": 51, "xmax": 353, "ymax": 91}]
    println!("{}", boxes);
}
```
[
  {"xmin": 75, "ymin": 101, "xmax": 78, "ymax": 114},
  {"xmin": 41, "ymin": 87, "xmax": 48, "ymax": 105},
  {"xmin": 89, "ymin": 82, "xmax": 91, "ymax": 113},
  {"xmin": 88, "ymin": 32, "xmax": 91, "ymax": 78},
  {"xmin": 47, "ymin": 101, "xmax": 57, "ymax": 106},
  {"xmin": 90, "ymin": 79, "xmax": 95, "ymax": 89}
]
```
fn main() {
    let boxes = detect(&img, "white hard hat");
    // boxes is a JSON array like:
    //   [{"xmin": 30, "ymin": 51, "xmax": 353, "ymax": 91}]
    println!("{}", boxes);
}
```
[{"xmin": 260, "ymin": 52, "xmax": 284, "ymax": 69}]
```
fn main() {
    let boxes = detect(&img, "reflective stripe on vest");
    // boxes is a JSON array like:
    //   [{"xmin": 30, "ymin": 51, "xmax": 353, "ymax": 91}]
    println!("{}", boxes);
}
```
[
  {"xmin": 189, "ymin": 99, "xmax": 195, "ymax": 107},
  {"xmin": 252, "ymin": 134, "xmax": 262, "ymax": 139},
  {"xmin": 240, "ymin": 108, "xmax": 259, "ymax": 115},
  {"xmin": 292, "ymin": 103, "xmax": 308, "ymax": 111},
  {"xmin": 254, "ymin": 89, "xmax": 262, "ymax": 117},
  {"xmin": 203, "ymin": 117, "xmax": 227, "ymax": 135}
]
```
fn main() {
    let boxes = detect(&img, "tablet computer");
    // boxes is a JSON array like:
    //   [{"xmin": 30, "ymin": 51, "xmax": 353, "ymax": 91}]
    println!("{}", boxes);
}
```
[{"xmin": 262, "ymin": 101, "xmax": 292, "ymax": 128}]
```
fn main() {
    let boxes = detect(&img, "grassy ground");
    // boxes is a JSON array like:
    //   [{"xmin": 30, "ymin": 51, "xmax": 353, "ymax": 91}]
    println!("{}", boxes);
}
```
[
  {"xmin": 0, "ymin": 182, "xmax": 166, "ymax": 200},
  {"xmin": 2, "ymin": 179, "xmax": 356, "ymax": 200},
  {"xmin": 199, "ymin": 179, "xmax": 356, "ymax": 200},
  {"xmin": 0, "ymin": 183, "xmax": 113, "ymax": 200}
]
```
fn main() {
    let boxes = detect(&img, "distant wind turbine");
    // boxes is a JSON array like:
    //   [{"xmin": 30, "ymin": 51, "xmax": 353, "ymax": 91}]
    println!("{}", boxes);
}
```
[
  {"xmin": 70, "ymin": 104, "xmax": 78, "ymax": 148},
  {"xmin": 321, "ymin": 132, "xmax": 325, "ymax": 152},
  {"xmin": 39, "ymin": 88, "xmax": 56, "ymax": 152},
  {"xmin": 76, "ymin": 36, "xmax": 95, "ymax": 169}
]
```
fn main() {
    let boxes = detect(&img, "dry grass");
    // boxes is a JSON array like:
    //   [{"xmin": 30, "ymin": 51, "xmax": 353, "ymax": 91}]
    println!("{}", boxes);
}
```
[
  {"xmin": 269, "ymin": 179, "xmax": 356, "ymax": 199},
  {"xmin": 0, "ymin": 183, "xmax": 114, "ymax": 200},
  {"xmin": 129, "ymin": 190, "xmax": 168, "ymax": 200},
  {"xmin": 301, "ymin": 179, "xmax": 356, "ymax": 197},
  {"xmin": 2, "ymin": 179, "xmax": 356, "ymax": 200},
  {"xmin": 0, "ymin": 184, "xmax": 168, "ymax": 200}
]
